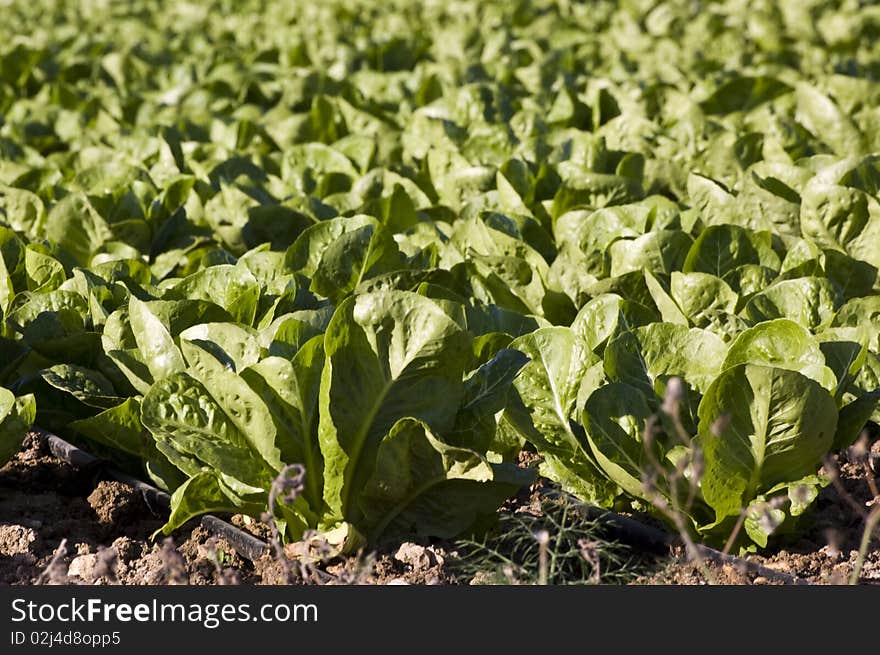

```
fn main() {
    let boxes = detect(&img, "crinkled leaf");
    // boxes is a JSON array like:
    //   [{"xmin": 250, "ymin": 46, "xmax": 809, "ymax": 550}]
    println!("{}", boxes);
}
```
[
  {"xmin": 240, "ymin": 339, "xmax": 325, "ymax": 509},
  {"xmin": 723, "ymin": 319, "xmax": 837, "ymax": 392},
  {"xmin": 448, "ymin": 348, "xmax": 529, "ymax": 453},
  {"xmin": 40, "ymin": 364, "xmax": 122, "ymax": 409},
  {"xmin": 319, "ymin": 291, "xmax": 472, "ymax": 524},
  {"xmin": 142, "ymin": 371, "xmax": 278, "ymax": 488},
  {"xmin": 360, "ymin": 418, "xmax": 533, "ymax": 541},
  {"xmin": 698, "ymin": 365, "xmax": 838, "ymax": 521},
  {"xmin": 582, "ymin": 383, "xmax": 655, "ymax": 500},
  {"xmin": 742, "ymin": 277, "xmax": 839, "ymax": 330},
  {"xmin": 510, "ymin": 327, "xmax": 616, "ymax": 505}
]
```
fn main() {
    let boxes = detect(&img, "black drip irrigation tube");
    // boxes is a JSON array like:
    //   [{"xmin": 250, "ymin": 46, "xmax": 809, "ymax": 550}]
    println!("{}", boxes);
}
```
[
  {"xmin": 579, "ymin": 505, "xmax": 811, "ymax": 585},
  {"xmin": 36, "ymin": 429, "xmax": 810, "ymax": 584},
  {"xmin": 37, "ymin": 429, "xmax": 269, "ymax": 563}
]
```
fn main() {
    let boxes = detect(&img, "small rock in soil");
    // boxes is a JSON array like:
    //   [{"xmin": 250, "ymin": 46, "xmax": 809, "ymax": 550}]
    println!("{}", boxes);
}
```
[
  {"xmin": 394, "ymin": 542, "xmax": 442, "ymax": 570},
  {"xmin": 68, "ymin": 554, "xmax": 98, "ymax": 582}
]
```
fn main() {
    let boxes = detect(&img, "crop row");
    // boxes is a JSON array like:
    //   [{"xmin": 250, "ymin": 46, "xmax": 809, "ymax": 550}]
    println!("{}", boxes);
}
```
[{"xmin": 0, "ymin": 0, "xmax": 878, "ymax": 550}]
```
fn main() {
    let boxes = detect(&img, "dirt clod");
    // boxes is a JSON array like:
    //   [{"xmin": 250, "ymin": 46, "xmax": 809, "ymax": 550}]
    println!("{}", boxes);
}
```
[
  {"xmin": 394, "ymin": 542, "xmax": 437, "ymax": 570},
  {"xmin": 88, "ymin": 480, "xmax": 148, "ymax": 526},
  {"xmin": 67, "ymin": 554, "xmax": 99, "ymax": 582},
  {"xmin": 0, "ymin": 525, "xmax": 39, "ymax": 556},
  {"xmin": 112, "ymin": 536, "xmax": 143, "ymax": 562}
]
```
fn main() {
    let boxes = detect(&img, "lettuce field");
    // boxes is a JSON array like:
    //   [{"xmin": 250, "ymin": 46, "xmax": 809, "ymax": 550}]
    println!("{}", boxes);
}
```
[{"xmin": 1, "ymin": 0, "xmax": 879, "ymax": 583}]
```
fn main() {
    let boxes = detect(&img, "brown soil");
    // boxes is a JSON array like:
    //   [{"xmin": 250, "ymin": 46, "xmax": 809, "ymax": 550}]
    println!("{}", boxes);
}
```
[
  {"xmin": 1, "ymin": 432, "xmax": 877, "ymax": 585},
  {"xmin": 0, "ymin": 433, "xmax": 257, "ymax": 585},
  {"xmin": 0, "ymin": 433, "xmax": 454, "ymax": 585}
]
